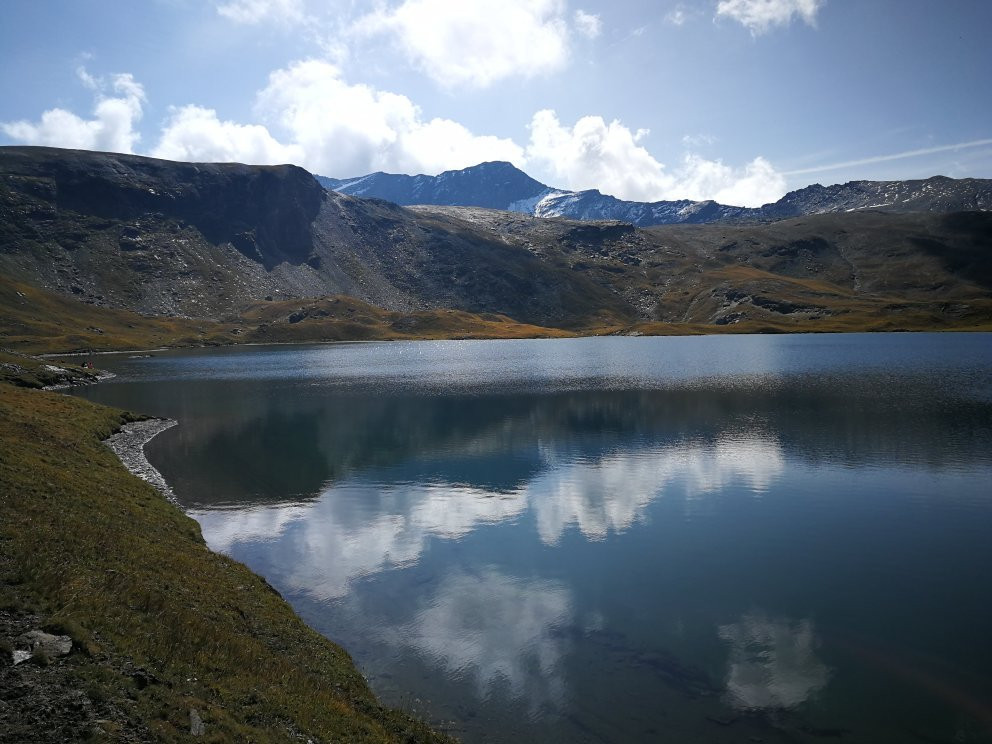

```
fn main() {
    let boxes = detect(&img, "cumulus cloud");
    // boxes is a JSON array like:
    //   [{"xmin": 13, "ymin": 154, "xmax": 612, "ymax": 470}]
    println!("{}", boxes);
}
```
[
  {"xmin": 574, "ymin": 9, "xmax": 602, "ymax": 38},
  {"xmin": 354, "ymin": 0, "xmax": 571, "ymax": 88},
  {"xmin": 2, "ymin": 61, "xmax": 785, "ymax": 205},
  {"xmin": 675, "ymin": 153, "xmax": 786, "ymax": 207},
  {"xmin": 527, "ymin": 109, "xmax": 671, "ymax": 202},
  {"xmin": 152, "ymin": 104, "xmax": 303, "ymax": 164},
  {"xmin": 0, "ymin": 71, "xmax": 145, "ymax": 154},
  {"xmin": 716, "ymin": 0, "xmax": 825, "ymax": 34},
  {"xmin": 253, "ymin": 59, "xmax": 524, "ymax": 175},
  {"xmin": 526, "ymin": 109, "xmax": 786, "ymax": 206},
  {"xmin": 216, "ymin": 0, "xmax": 307, "ymax": 25}
]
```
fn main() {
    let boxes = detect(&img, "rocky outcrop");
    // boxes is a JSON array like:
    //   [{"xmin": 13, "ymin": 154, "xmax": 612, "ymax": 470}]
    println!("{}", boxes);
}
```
[{"xmin": 1, "ymin": 146, "xmax": 324, "ymax": 269}]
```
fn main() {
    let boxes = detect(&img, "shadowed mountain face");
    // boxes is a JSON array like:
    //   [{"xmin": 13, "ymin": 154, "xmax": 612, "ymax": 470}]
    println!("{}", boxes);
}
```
[
  {"xmin": 319, "ymin": 161, "xmax": 992, "ymax": 227},
  {"xmin": 2, "ymin": 146, "xmax": 324, "ymax": 268},
  {"xmin": 1, "ymin": 146, "xmax": 990, "ymax": 334},
  {"xmin": 0, "ymin": 147, "xmax": 631, "ymax": 327}
]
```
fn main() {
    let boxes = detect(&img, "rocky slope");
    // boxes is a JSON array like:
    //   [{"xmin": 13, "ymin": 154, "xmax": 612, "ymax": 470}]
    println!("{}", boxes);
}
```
[
  {"xmin": 0, "ymin": 147, "xmax": 629, "ymax": 328},
  {"xmin": 319, "ymin": 161, "xmax": 992, "ymax": 227},
  {"xmin": 758, "ymin": 175, "xmax": 992, "ymax": 219},
  {"xmin": 2, "ymin": 146, "xmax": 991, "ymax": 336},
  {"xmin": 408, "ymin": 204, "xmax": 992, "ymax": 330}
]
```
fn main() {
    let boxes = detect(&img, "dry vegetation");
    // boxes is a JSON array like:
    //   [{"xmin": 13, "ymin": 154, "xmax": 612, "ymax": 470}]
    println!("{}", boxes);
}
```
[{"xmin": 0, "ymin": 274, "xmax": 573, "ymax": 355}]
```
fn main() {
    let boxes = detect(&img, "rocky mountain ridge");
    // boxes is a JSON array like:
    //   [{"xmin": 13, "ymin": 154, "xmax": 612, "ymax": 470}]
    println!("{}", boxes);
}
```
[
  {"xmin": 319, "ymin": 161, "xmax": 992, "ymax": 227},
  {"xmin": 2, "ymin": 146, "xmax": 990, "ymax": 338}
]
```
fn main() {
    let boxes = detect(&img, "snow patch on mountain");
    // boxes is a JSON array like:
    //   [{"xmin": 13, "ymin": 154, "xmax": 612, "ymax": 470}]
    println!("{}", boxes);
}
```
[{"xmin": 316, "ymin": 163, "xmax": 992, "ymax": 226}]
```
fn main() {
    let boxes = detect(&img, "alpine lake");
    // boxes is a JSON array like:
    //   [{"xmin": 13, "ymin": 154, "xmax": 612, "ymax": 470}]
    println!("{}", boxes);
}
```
[{"xmin": 73, "ymin": 333, "xmax": 992, "ymax": 744}]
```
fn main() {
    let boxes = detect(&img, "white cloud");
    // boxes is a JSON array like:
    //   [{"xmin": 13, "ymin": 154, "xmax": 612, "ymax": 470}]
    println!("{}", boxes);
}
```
[
  {"xmin": 676, "ymin": 153, "xmax": 786, "ymax": 207},
  {"xmin": 253, "ymin": 59, "xmax": 524, "ymax": 175},
  {"xmin": 2, "ymin": 61, "xmax": 784, "ymax": 206},
  {"xmin": 527, "ymin": 109, "xmax": 673, "ymax": 202},
  {"xmin": 76, "ymin": 66, "xmax": 99, "ymax": 90},
  {"xmin": 152, "ymin": 104, "xmax": 303, "ymax": 164},
  {"xmin": 574, "ymin": 9, "xmax": 602, "ymax": 38},
  {"xmin": 716, "ymin": 0, "xmax": 825, "ymax": 34},
  {"xmin": 0, "ymin": 71, "xmax": 145, "ymax": 154},
  {"xmin": 354, "ymin": 0, "xmax": 571, "ymax": 88},
  {"xmin": 526, "ymin": 109, "xmax": 786, "ymax": 206},
  {"xmin": 666, "ymin": 6, "xmax": 688, "ymax": 26},
  {"xmin": 216, "ymin": 0, "xmax": 307, "ymax": 25},
  {"xmin": 682, "ymin": 132, "xmax": 717, "ymax": 149}
]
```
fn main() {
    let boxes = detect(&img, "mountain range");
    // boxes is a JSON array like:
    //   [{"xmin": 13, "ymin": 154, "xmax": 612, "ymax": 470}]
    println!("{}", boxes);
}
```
[
  {"xmin": 318, "ymin": 162, "xmax": 992, "ymax": 227},
  {"xmin": 1, "ymin": 146, "xmax": 990, "ymax": 352}
]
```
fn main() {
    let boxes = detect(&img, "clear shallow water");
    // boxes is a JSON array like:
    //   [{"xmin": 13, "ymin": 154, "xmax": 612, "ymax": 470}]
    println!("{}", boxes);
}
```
[{"xmin": 74, "ymin": 334, "xmax": 992, "ymax": 743}]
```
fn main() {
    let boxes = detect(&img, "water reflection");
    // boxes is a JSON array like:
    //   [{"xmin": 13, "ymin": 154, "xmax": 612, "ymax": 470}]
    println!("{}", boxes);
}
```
[
  {"xmin": 192, "ymin": 434, "xmax": 784, "ymax": 599},
  {"xmin": 71, "ymin": 335, "xmax": 992, "ymax": 744},
  {"xmin": 397, "ymin": 568, "xmax": 572, "ymax": 712},
  {"xmin": 195, "ymin": 483, "xmax": 527, "ymax": 599},
  {"xmin": 718, "ymin": 612, "xmax": 831, "ymax": 711},
  {"xmin": 114, "ymin": 374, "xmax": 992, "ymax": 509},
  {"xmin": 534, "ymin": 436, "xmax": 783, "ymax": 544}
]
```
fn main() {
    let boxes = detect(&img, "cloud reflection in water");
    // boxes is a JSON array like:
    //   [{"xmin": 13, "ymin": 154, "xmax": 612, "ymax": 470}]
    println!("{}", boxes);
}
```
[
  {"xmin": 718, "ymin": 611, "xmax": 831, "ymax": 711},
  {"xmin": 533, "ymin": 435, "xmax": 783, "ymax": 544},
  {"xmin": 192, "ymin": 434, "xmax": 784, "ymax": 600},
  {"xmin": 397, "ymin": 567, "xmax": 572, "ymax": 712}
]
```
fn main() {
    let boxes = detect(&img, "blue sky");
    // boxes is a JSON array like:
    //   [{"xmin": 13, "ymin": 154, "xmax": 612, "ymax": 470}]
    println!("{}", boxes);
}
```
[{"xmin": 1, "ymin": 0, "xmax": 990, "ymax": 206}]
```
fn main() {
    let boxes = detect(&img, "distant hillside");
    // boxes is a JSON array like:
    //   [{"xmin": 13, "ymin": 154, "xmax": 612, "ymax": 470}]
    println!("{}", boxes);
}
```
[
  {"xmin": 318, "ymin": 161, "xmax": 992, "ymax": 227},
  {"xmin": 2, "ymin": 146, "xmax": 991, "ymax": 344},
  {"xmin": 758, "ymin": 176, "xmax": 992, "ymax": 219}
]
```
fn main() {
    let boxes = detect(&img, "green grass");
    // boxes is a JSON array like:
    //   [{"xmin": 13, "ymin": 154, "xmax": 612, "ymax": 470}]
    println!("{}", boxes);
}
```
[{"xmin": 0, "ymin": 382, "xmax": 454, "ymax": 742}]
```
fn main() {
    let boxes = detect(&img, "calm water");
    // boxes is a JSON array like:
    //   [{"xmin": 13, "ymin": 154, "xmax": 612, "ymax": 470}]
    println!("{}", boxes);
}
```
[{"xmin": 74, "ymin": 334, "xmax": 992, "ymax": 743}]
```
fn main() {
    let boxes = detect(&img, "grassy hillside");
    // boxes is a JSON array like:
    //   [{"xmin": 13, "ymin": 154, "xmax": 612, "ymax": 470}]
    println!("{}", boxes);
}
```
[
  {"xmin": 3, "ymin": 269, "xmax": 989, "ymax": 360},
  {"xmin": 0, "ymin": 380, "xmax": 453, "ymax": 742},
  {"xmin": 0, "ymin": 274, "xmax": 236, "ymax": 352},
  {"xmin": 0, "ymin": 274, "xmax": 572, "ymax": 354}
]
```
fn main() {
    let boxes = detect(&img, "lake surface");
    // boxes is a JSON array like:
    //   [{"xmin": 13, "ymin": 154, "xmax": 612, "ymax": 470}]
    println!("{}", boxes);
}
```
[{"xmin": 74, "ymin": 334, "xmax": 992, "ymax": 743}]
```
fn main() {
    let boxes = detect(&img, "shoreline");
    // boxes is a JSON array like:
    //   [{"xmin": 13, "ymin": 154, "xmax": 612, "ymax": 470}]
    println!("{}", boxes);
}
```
[
  {"xmin": 103, "ymin": 418, "xmax": 179, "ymax": 504},
  {"xmin": 79, "ymin": 374, "xmax": 454, "ymax": 740},
  {"xmin": 27, "ymin": 325, "xmax": 992, "ymax": 362},
  {"xmin": 0, "ymin": 366, "xmax": 454, "ymax": 741}
]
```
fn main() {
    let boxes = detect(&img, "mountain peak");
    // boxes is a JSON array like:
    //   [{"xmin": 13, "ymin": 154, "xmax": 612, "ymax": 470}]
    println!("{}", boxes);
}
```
[
  {"xmin": 317, "ymin": 160, "xmax": 992, "ymax": 227},
  {"xmin": 321, "ymin": 160, "xmax": 547, "ymax": 209},
  {"xmin": 463, "ymin": 160, "xmax": 518, "ymax": 170}
]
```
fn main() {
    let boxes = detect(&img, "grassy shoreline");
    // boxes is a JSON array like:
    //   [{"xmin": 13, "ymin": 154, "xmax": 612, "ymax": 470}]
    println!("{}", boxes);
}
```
[
  {"xmin": 4, "ymin": 273, "xmax": 991, "ymax": 358},
  {"xmin": 0, "ymin": 358, "xmax": 454, "ymax": 742}
]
